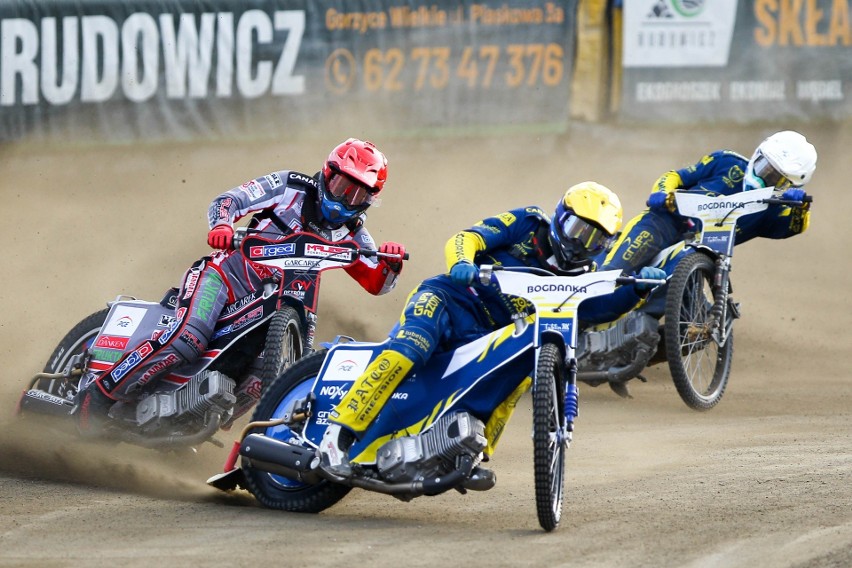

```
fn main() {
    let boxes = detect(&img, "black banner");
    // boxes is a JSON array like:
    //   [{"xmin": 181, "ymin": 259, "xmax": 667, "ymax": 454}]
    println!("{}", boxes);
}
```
[{"xmin": 0, "ymin": 1, "xmax": 576, "ymax": 142}]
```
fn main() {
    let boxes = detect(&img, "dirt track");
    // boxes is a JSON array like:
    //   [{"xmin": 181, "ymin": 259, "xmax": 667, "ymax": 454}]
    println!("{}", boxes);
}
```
[{"xmin": 1, "ymin": 123, "xmax": 850, "ymax": 567}]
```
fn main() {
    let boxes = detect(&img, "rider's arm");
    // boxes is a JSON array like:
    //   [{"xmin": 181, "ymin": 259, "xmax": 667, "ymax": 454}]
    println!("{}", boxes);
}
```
[
  {"xmin": 757, "ymin": 203, "xmax": 811, "ymax": 238},
  {"xmin": 651, "ymin": 170, "xmax": 684, "ymax": 196},
  {"xmin": 207, "ymin": 170, "xmax": 294, "ymax": 228},
  {"xmin": 444, "ymin": 230, "xmax": 487, "ymax": 271},
  {"xmin": 445, "ymin": 207, "xmax": 547, "ymax": 271},
  {"xmin": 344, "ymin": 227, "xmax": 401, "ymax": 296}
]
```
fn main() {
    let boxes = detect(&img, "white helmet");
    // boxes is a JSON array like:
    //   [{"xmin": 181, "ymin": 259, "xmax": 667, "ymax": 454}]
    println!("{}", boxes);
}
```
[{"xmin": 744, "ymin": 130, "xmax": 817, "ymax": 191}]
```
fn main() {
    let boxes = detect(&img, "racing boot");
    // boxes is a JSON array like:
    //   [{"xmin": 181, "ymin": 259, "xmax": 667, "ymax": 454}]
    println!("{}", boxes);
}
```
[
  {"xmin": 316, "ymin": 423, "xmax": 356, "ymax": 478},
  {"xmin": 75, "ymin": 379, "xmax": 115, "ymax": 438}
]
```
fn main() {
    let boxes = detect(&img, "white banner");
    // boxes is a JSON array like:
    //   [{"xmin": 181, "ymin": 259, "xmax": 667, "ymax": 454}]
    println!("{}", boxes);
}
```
[{"xmin": 623, "ymin": 0, "xmax": 738, "ymax": 68}]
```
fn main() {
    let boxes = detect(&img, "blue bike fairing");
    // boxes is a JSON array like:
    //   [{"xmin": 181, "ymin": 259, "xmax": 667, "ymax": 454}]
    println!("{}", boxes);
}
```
[{"xmin": 306, "ymin": 322, "xmax": 537, "ymax": 465}]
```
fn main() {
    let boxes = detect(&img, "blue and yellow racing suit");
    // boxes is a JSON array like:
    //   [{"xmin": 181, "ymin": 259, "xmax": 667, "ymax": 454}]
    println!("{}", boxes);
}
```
[
  {"xmin": 600, "ymin": 150, "xmax": 811, "ymax": 273},
  {"xmin": 330, "ymin": 206, "xmax": 648, "ymax": 444}
]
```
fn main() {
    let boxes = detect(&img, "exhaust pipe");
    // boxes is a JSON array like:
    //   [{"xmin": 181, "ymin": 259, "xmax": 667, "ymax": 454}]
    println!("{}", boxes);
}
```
[
  {"xmin": 239, "ymin": 434, "xmax": 322, "ymax": 484},
  {"xmin": 240, "ymin": 434, "xmax": 479, "ymax": 497}
]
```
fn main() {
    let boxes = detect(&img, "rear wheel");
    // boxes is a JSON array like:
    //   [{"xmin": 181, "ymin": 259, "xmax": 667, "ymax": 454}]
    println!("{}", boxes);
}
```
[
  {"xmin": 664, "ymin": 253, "xmax": 734, "ymax": 411},
  {"xmin": 532, "ymin": 342, "xmax": 566, "ymax": 532},
  {"xmin": 39, "ymin": 308, "xmax": 109, "ymax": 393},
  {"xmin": 260, "ymin": 307, "xmax": 305, "ymax": 391},
  {"xmin": 243, "ymin": 350, "xmax": 351, "ymax": 513}
]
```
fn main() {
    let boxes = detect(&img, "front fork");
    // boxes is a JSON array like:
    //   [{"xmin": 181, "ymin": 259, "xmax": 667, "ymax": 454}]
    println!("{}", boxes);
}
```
[
  {"xmin": 709, "ymin": 256, "xmax": 734, "ymax": 347},
  {"xmin": 563, "ymin": 351, "xmax": 579, "ymax": 447}
]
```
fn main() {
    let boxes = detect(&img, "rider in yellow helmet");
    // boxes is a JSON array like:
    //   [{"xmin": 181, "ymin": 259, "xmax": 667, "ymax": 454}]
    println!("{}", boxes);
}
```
[{"xmin": 317, "ymin": 182, "xmax": 665, "ymax": 476}]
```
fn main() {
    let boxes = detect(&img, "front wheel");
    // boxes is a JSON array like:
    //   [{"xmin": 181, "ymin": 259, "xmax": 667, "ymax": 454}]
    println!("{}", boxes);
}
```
[
  {"xmin": 39, "ymin": 308, "xmax": 110, "ymax": 393},
  {"xmin": 260, "ymin": 306, "xmax": 305, "ymax": 391},
  {"xmin": 532, "ymin": 342, "xmax": 567, "ymax": 532},
  {"xmin": 242, "ymin": 350, "xmax": 351, "ymax": 513},
  {"xmin": 664, "ymin": 253, "xmax": 734, "ymax": 411}
]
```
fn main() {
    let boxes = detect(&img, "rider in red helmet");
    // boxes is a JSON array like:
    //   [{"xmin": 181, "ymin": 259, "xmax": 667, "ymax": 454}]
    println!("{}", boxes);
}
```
[{"xmin": 77, "ymin": 138, "xmax": 406, "ymax": 435}]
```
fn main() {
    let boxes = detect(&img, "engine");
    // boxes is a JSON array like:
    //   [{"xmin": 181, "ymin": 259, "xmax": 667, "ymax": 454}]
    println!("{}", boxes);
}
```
[
  {"xmin": 135, "ymin": 370, "xmax": 236, "ymax": 431},
  {"xmin": 576, "ymin": 311, "xmax": 661, "ymax": 385},
  {"xmin": 376, "ymin": 412, "xmax": 487, "ymax": 483}
]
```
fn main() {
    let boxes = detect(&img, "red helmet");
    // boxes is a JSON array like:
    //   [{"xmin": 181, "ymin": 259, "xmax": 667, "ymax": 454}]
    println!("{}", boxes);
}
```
[
  {"xmin": 322, "ymin": 138, "xmax": 388, "ymax": 193},
  {"xmin": 318, "ymin": 139, "xmax": 388, "ymax": 223}
]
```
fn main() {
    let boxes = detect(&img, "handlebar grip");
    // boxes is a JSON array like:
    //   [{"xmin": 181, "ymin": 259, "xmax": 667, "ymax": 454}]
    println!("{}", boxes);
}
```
[{"xmin": 359, "ymin": 249, "xmax": 410, "ymax": 261}]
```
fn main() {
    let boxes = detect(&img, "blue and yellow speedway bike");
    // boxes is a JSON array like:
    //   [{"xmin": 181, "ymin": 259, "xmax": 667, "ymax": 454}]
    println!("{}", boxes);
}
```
[
  {"xmin": 208, "ymin": 265, "xmax": 665, "ymax": 531},
  {"xmin": 576, "ymin": 187, "xmax": 813, "ymax": 410}
]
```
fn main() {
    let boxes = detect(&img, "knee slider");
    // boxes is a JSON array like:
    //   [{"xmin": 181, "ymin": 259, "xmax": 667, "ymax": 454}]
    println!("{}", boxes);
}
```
[{"xmin": 386, "ymin": 324, "xmax": 437, "ymax": 369}]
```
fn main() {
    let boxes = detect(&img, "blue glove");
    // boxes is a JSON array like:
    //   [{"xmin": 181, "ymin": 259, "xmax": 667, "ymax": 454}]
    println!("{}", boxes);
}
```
[
  {"xmin": 449, "ymin": 261, "xmax": 478, "ymax": 285},
  {"xmin": 636, "ymin": 266, "xmax": 666, "ymax": 291},
  {"xmin": 646, "ymin": 191, "xmax": 674, "ymax": 212},
  {"xmin": 781, "ymin": 188, "xmax": 806, "ymax": 203}
]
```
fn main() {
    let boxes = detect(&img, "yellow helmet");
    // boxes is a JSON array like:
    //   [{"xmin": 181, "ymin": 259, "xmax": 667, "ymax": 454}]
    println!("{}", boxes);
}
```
[{"xmin": 549, "ymin": 182, "xmax": 623, "ymax": 270}]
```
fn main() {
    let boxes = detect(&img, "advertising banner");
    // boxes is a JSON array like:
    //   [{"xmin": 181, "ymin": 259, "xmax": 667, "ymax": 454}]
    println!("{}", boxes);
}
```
[
  {"xmin": 620, "ymin": 0, "xmax": 852, "ymax": 123},
  {"xmin": 0, "ymin": 0, "xmax": 575, "ymax": 142}
]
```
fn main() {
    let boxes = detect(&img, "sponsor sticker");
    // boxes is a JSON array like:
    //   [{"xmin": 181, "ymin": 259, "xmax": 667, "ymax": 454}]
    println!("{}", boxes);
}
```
[
  {"xmin": 240, "ymin": 179, "xmax": 267, "ymax": 200},
  {"xmin": 95, "ymin": 335, "xmax": 129, "ymax": 350},
  {"xmin": 321, "ymin": 349, "xmax": 374, "ymax": 382},
  {"xmin": 264, "ymin": 173, "xmax": 283, "ymax": 189},
  {"xmin": 103, "ymin": 306, "xmax": 149, "ymax": 336},
  {"xmin": 250, "ymin": 243, "xmax": 296, "ymax": 258},
  {"xmin": 304, "ymin": 243, "xmax": 353, "ymax": 260}
]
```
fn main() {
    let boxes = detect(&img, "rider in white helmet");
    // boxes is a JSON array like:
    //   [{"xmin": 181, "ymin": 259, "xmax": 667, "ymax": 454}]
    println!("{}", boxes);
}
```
[{"xmin": 599, "ymin": 130, "xmax": 817, "ymax": 274}]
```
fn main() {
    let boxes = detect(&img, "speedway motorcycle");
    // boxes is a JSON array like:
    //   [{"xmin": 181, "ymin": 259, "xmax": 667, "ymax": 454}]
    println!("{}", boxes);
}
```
[
  {"xmin": 207, "ymin": 265, "xmax": 664, "ymax": 531},
  {"xmin": 16, "ymin": 228, "xmax": 404, "ymax": 449},
  {"xmin": 576, "ymin": 187, "xmax": 812, "ymax": 410}
]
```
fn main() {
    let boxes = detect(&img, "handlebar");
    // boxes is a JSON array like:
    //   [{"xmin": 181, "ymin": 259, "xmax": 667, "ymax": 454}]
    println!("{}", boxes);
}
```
[
  {"xmin": 358, "ymin": 248, "xmax": 410, "ymax": 261},
  {"xmin": 762, "ymin": 195, "xmax": 813, "ymax": 206},
  {"xmin": 479, "ymin": 265, "xmax": 667, "ymax": 288},
  {"xmin": 233, "ymin": 227, "xmax": 409, "ymax": 261},
  {"xmin": 616, "ymin": 276, "xmax": 667, "ymax": 287}
]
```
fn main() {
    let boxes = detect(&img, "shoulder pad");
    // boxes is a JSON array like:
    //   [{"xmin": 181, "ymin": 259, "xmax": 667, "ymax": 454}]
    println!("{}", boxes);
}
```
[
  {"xmin": 523, "ymin": 206, "xmax": 551, "ymax": 224},
  {"xmin": 285, "ymin": 171, "xmax": 319, "ymax": 191}
]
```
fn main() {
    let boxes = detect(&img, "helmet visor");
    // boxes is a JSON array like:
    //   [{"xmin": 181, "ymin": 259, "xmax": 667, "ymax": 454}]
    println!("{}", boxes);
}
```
[
  {"xmin": 752, "ymin": 152, "xmax": 795, "ymax": 191},
  {"xmin": 326, "ymin": 170, "xmax": 379, "ymax": 209},
  {"xmin": 556, "ymin": 214, "xmax": 614, "ymax": 259}
]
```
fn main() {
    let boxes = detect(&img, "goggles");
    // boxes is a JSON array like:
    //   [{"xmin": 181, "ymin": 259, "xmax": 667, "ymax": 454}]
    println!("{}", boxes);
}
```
[
  {"xmin": 325, "ymin": 169, "xmax": 380, "ymax": 210},
  {"xmin": 751, "ymin": 152, "xmax": 795, "ymax": 191},
  {"xmin": 555, "ymin": 214, "xmax": 614, "ymax": 259}
]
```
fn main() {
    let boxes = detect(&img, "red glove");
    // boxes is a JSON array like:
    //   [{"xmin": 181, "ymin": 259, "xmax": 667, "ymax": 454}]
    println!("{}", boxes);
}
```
[
  {"xmin": 379, "ymin": 241, "xmax": 406, "ymax": 272},
  {"xmin": 207, "ymin": 225, "xmax": 234, "ymax": 250}
]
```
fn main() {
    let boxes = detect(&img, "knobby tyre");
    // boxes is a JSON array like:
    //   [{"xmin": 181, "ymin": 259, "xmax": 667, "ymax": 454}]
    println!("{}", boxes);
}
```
[
  {"xmin": 532, "ymin": 342, "xmax": 566, "ymax": 532},
  {"xmin": 260, "ymin": 306, "xmax": 305, "ymax": 391},
  {"xmin": 664, "ymin": 253, "xmax": 734, "ymax": 411},
  {"xmin": 40, "ymin": 308, "xmax": 110, "ymax": 393},
  {"xmin": 242, "ymin": 349, "xmax": 351, "ymax": 513}
]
